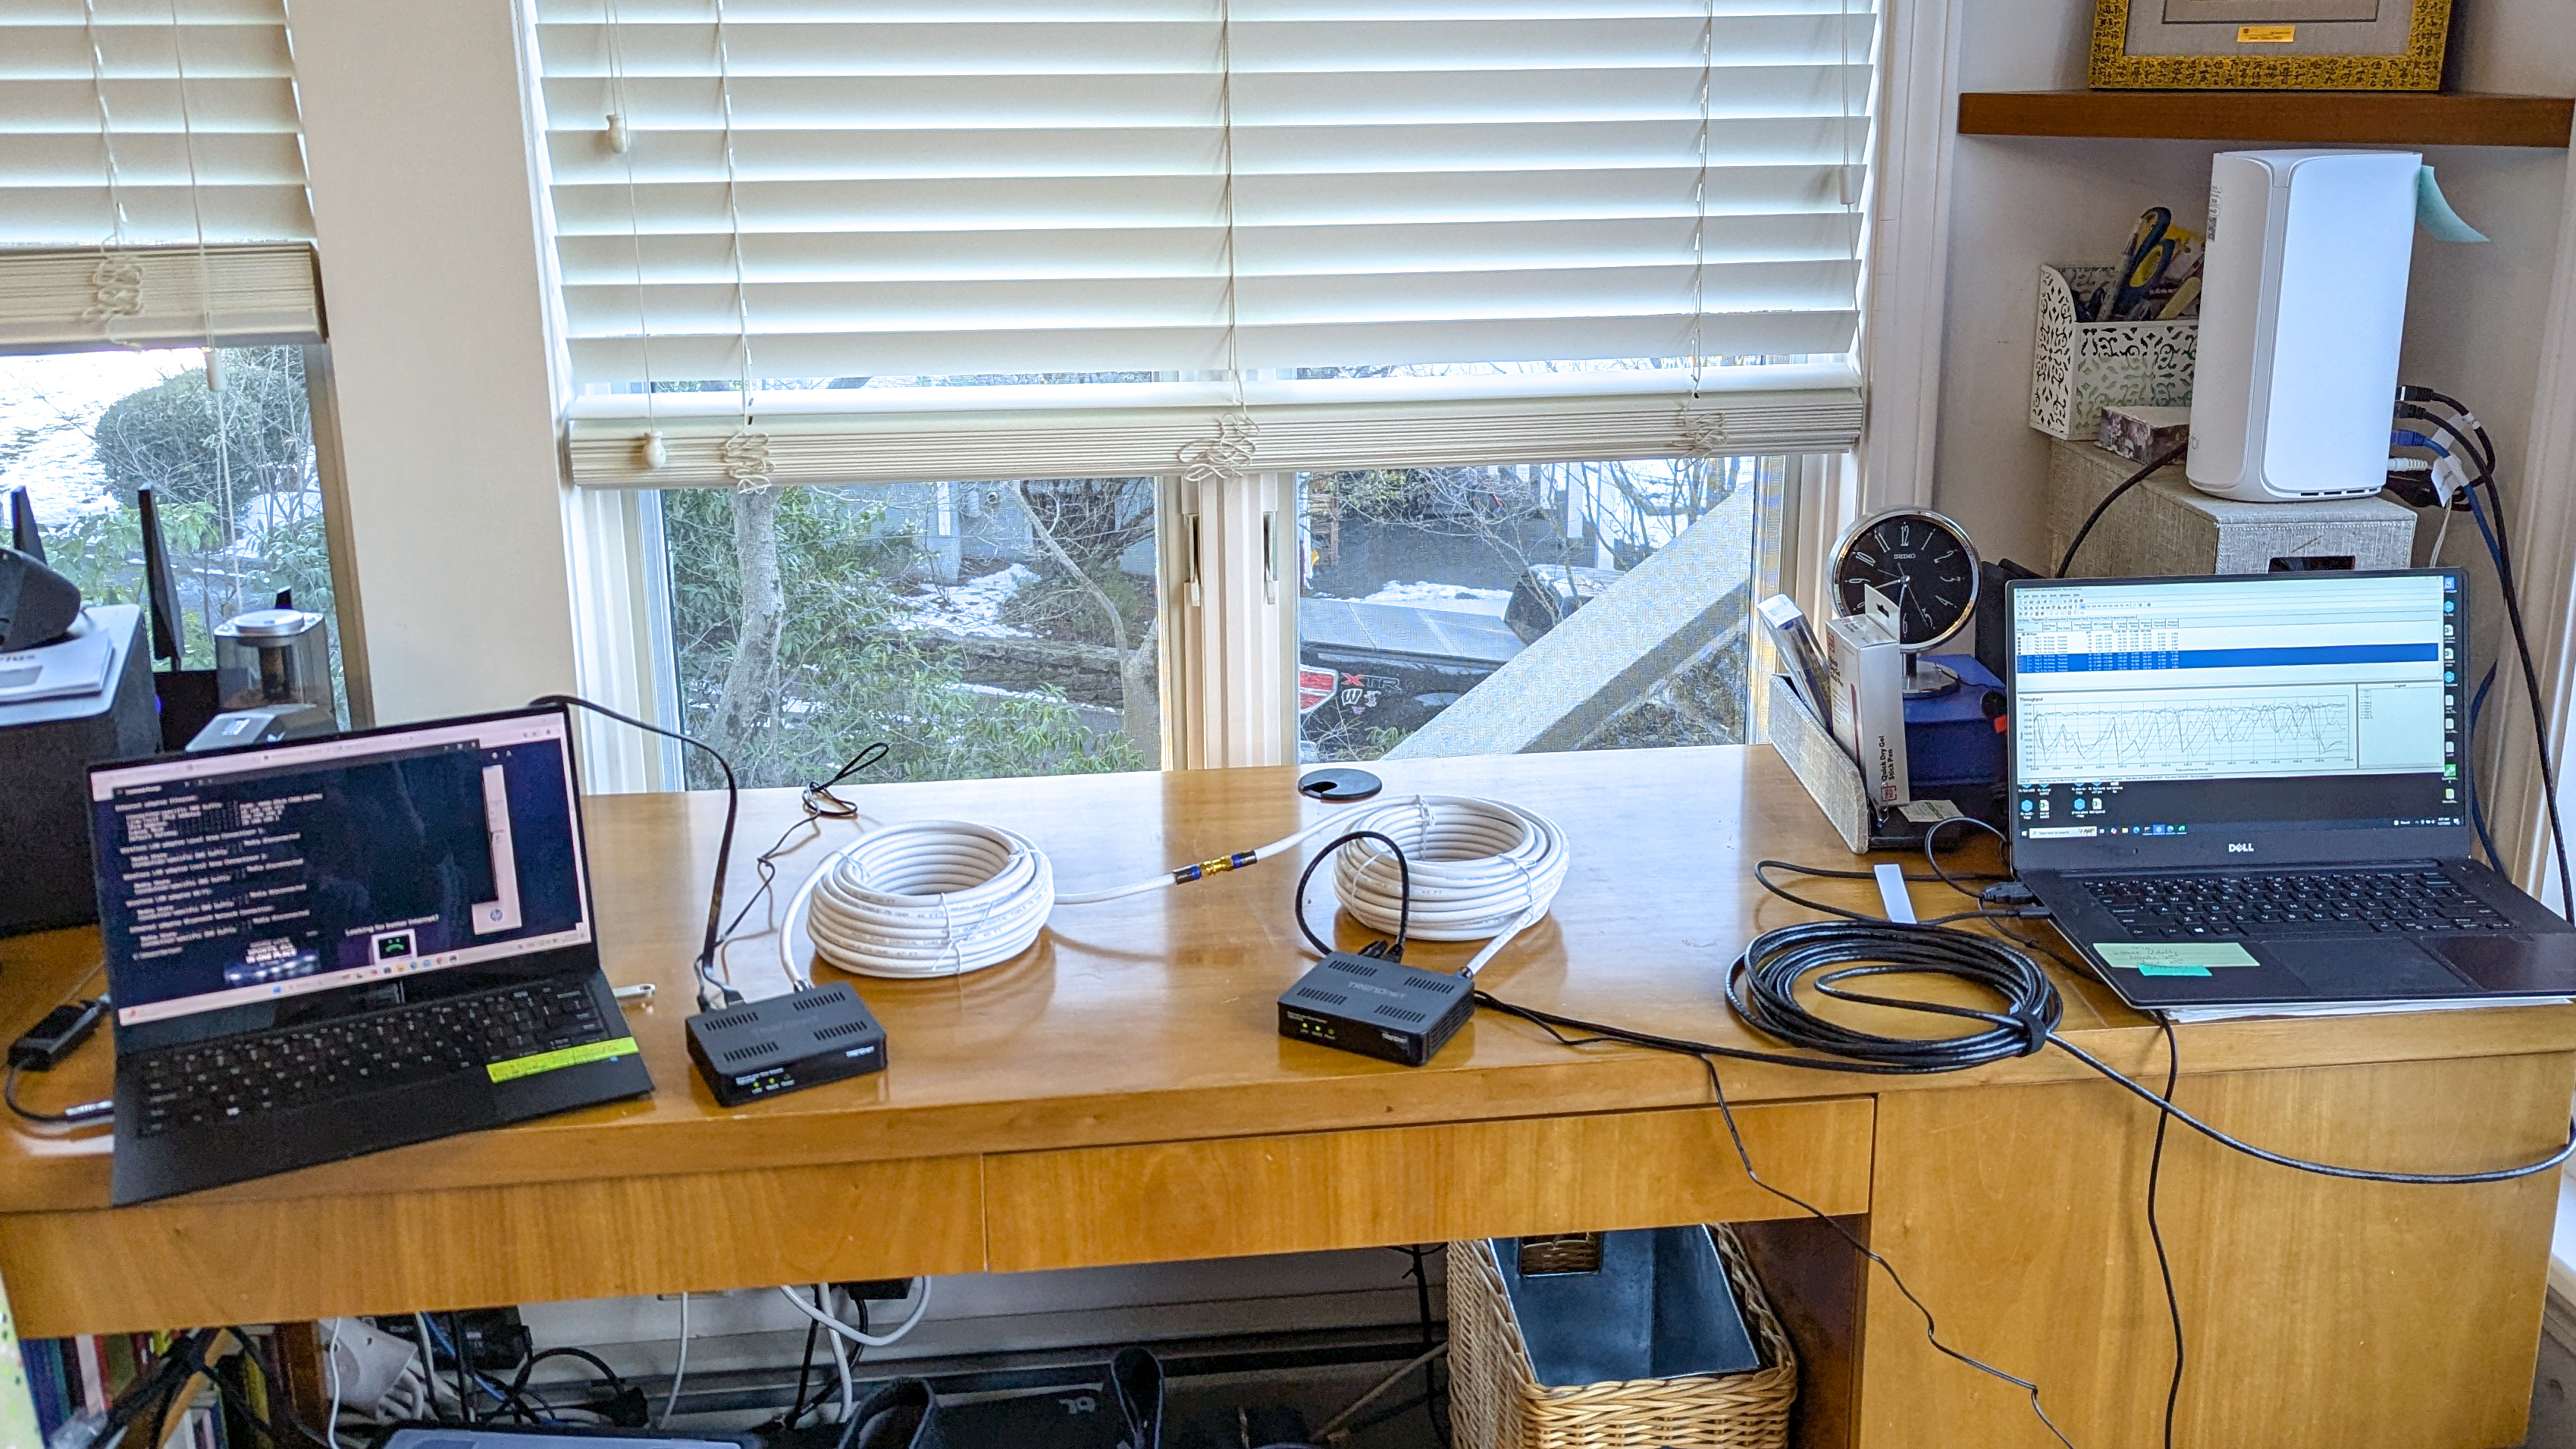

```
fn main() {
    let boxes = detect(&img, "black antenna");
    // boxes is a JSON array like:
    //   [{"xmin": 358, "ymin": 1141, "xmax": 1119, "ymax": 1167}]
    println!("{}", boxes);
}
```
[
  {"xmin": 8, "ymin": 486, "xmax": 41, "ymax": 564},
  {"xmin": 136, "ymin": 484, "xmax": 184, "ymax": 665}
]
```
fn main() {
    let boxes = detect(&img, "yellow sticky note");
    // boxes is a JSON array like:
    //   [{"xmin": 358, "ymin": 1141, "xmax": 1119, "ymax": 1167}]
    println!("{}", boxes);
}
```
[{"xmin": 2237, "ymin": 23, "xmax": 2296, "ymax": 42}]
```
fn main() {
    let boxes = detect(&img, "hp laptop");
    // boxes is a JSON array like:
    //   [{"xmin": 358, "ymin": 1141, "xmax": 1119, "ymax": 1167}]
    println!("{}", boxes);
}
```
[
  {"xmin": 2006, "ymin": 568, "xmax": 2576, "ymax": 1011},
  {"xmin": 89, "ymin": 704, "xmax": 653, "ymax": 1204}
]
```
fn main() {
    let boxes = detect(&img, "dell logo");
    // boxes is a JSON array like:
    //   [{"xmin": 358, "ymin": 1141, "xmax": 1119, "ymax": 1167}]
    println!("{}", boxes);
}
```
[{"xmin": 2227, "ymin": 842, "xmax": 2255, "ymax": 854}]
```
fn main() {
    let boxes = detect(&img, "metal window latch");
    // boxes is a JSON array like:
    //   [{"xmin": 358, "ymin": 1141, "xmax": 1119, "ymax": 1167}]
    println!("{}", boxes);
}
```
[
  {"xmin": 1261, "ymin": 510, "xmax": 1279, "ymax": 604},
  {"xmin": 1185, "ymin": 512, "xmax": 1204, "ymax": 607}
]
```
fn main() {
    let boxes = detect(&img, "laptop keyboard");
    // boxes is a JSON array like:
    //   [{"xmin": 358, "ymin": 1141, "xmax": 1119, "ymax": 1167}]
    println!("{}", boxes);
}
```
[
  {"xmin": 2080, "ymin": 867, "xmax": 2511, "ymax": 941},
  {"xmin": 131, "ymin": 980, "xmax": 613, "ymax": 1139}
]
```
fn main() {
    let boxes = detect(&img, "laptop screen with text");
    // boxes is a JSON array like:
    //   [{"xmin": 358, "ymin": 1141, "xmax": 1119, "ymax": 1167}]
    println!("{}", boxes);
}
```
[
  {"xmin": 89, "ymin": 710, "xmax": 593, "ymax": 1027},
  {"xmin": 2008, "ymin": 571, "xmax": 2462, "ymax": 850}
]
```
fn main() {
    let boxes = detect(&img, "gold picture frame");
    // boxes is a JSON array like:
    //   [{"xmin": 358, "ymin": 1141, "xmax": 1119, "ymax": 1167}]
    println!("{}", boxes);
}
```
[{"xmin": 2089, "ymin": 0, "xmax": 2452, "ymax": 90}]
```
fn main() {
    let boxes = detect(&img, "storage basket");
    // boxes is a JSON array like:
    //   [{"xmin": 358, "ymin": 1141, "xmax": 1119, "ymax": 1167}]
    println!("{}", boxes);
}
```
[
  {"xmin": 2028, "ymin": 263, "xmax": 2198, "ymax": 441},
  {"xmin": 1448, "ymin": 1226, "xmax": 1797, "ymax": 1449}
]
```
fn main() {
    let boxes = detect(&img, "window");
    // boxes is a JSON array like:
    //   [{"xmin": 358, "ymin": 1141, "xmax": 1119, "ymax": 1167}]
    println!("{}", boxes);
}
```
[
  {"xmin": 0, "ymin": 345, "xmax": 351, "ymax": 719},
  {"xmin": 658, "ymin": 475, "xmax": 1159, "ymax": 787},
  {"xmin": 1298, "ymin": 454, "xmax": 1779, "ymax": 763},
  {"xmin": 534, "ymin": 0, "xmax": 1878, "ymax": 773},
  {"xmin": 0, "ymin": 1, "xmax": 351, "ymax": 717}
]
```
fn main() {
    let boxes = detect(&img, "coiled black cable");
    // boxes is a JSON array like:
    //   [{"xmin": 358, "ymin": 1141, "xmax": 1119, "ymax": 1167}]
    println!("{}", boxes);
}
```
[{"xmin": 1729, "ymin": 920, "xmax": 2061, "ymax": 1069}]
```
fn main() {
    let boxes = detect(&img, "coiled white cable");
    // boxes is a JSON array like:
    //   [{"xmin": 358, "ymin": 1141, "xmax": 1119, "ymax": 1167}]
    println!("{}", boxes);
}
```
[
  {"xmin": 786, "ymin": 820, "xmax": 1053, "ymax": 980},
  {"xmin": 1327, "ymin": 795, "xmax": 1570, "ymax": 974},
  {"xmin": 782, "ymin": 795, "xmax": 1567, "ymax": 981}
]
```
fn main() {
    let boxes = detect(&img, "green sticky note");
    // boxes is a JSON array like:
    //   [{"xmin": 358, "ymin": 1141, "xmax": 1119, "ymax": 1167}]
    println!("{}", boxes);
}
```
[
  {"xmin": 488, "ymin": 1036, "xmax": 638, "ymax": 1084},
  {"xmin": 2095, "ymin": 941, "xmax": 2258, "ymax": 972}
]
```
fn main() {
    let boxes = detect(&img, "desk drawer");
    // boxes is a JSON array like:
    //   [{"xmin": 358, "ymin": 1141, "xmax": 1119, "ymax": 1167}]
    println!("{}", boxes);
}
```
[{"xmin": 984, "ymin": 1097, "xmax": 1872, "ymax": 1272}]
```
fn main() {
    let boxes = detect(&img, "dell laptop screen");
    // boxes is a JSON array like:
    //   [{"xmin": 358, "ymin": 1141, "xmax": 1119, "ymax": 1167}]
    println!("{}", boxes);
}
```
[
  {"xmin": 88, "ymin": 709, "xmax": 593, "ymax": 1028},
  {"xmin": 2007, "ymin": 570, "xmax": 2465, "ymax": 869}
]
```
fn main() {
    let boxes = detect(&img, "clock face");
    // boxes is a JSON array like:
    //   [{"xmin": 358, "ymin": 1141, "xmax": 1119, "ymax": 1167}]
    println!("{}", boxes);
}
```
[{"xmin": 1832, "ymin": 510, "xmax": 1980, "ymax": 649}]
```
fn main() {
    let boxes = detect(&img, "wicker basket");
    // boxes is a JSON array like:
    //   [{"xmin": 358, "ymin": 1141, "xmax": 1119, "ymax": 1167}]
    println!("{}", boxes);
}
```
[{"xmin": 1448, "ymin": 1226, "xmax": 1797, "ymax": 1449}]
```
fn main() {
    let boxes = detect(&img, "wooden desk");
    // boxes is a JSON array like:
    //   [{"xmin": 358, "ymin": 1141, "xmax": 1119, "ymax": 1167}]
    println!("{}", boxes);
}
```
[{"xmin": 3, "ymin": 745, "xmax": 2568, "ymax": 1448}]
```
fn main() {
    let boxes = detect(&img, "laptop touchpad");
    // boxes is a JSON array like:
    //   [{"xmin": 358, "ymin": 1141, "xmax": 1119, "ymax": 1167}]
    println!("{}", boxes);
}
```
[{"xmin": 2264, "ymin": 936, "xmax": 2477, "ymax": 998}]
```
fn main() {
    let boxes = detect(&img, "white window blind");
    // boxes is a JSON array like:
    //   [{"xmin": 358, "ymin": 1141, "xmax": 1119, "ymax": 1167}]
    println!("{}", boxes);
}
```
[
  {"xmin": 541, "ymin": 0, "xmax": 1874, "ymax": 485},
  {"xmin": 0, "ymin": 0, "xmax": 321, "ymax": 351}
]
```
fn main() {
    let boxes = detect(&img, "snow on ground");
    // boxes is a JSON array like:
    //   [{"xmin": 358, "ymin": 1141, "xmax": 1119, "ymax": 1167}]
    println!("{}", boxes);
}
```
[
  {"xmin": 1353, "ymin": 580, "xmax": 1512, "ymax": 617},
  {"xmin": 888, "ymin": 563, "xmax": 1038, "ymax": 638},
  {"xmin": 0, "ymin": 348, "xmax": 205, "ymax": 520}
]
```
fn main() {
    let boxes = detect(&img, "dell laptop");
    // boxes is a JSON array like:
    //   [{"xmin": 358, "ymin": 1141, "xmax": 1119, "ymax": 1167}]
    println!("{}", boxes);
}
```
[
  {"xmin": 2006, "ymin": 568, "xmax": 2576, "ymax": 1011},
  {"xmin": 89, "ymin": 704, "xmax": 652, "ymax": 1203}
]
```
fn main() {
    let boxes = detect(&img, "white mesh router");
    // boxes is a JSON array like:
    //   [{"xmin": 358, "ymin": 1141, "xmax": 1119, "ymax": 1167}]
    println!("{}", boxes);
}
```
[{"xmin": 2187, "ymin": 149, "xmax": 2421, "ymax": 503}]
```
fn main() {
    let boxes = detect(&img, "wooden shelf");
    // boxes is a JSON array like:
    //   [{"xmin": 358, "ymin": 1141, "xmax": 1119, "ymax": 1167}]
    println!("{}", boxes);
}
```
[{"xmin": 1957, "ymin": 90, "xmax": 2573, "ymax": 148}]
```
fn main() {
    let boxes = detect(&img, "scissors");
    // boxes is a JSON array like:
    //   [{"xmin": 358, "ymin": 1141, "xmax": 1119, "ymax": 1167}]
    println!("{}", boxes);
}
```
[{"xmin": 2108, "ymin": 207, "xmax": 2180, "ymax": 321}]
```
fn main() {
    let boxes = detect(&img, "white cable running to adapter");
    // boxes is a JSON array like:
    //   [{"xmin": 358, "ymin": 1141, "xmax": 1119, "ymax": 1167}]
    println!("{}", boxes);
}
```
[
  {"xmin": 778, "ymin": 1279, "xmax": 933, "ymax": 1348},
  {"xmin": 782, "ymin": 809, "xmax": 1357, "ymax": 980},
  {"xmin": 1324, "ymin": 795, "xmax": 1570, "ymax": 975},
  {"xmin": 661, "ymin": 1290, "xmax": 689, "ymax": 1427},
  {"xmin": 781, "ymin": 797, "xmax": 1566, "ymax": 981}
]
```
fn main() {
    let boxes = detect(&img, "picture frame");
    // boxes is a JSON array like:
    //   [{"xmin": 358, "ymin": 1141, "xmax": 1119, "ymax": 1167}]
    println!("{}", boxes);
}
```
[{"xmin": 2089, "ymin": 0, "xmax": 2452, "ymax": 90}]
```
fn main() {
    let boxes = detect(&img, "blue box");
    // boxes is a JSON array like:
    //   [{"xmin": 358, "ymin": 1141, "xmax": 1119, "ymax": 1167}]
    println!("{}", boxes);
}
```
[{"xmin": 1904, "ymin": 653, "xmax": 2006, "ymax": 790}]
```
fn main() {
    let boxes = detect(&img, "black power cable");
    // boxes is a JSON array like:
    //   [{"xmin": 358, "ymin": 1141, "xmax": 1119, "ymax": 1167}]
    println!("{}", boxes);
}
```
[
  {"xmin": 2054, "ymin": 436, "xmax": 2191, "ymax": 579},
  {"xmin": 2146, "ymin": 1019, "xmax": 2183, "ymax": 1449},
  {"xmin": 531, "ymin": 695, "xmax": 746, "ymax": 1009},
  {"xmin": 4, "ymin": 1064, "xmax": 110, "ymax": 1125},
  {"xmin": 1293, "ymin": 830, "xmax": 1414, "ymax": 961},
  {"xmin": 2393, "ymin": 397, "xmax": 2574, "ymax": 914}
]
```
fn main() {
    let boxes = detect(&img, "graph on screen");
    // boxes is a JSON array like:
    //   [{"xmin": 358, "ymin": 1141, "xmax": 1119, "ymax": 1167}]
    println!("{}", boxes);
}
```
[{"xmin": 2017, "ymin": 687, "xmax": 2356, "ymax": 782}]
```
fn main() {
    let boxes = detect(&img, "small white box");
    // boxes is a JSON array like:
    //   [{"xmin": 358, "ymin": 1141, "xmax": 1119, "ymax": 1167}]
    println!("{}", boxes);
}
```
[{"xmin": 1825, "ymin": 591, "xmax": 1908, "ymax": 811}]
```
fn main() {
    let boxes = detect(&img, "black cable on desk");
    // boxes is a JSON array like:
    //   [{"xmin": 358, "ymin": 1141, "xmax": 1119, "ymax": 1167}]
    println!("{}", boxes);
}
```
[
  {"xmin": 1293, "ymin": 830, "xmax": 1413, "ymax": 961},
  {"xmin": 531, "ymin": 695, "xmax": 746, "ymax": 1010},
  {"xmin": 2147, "ymin": 1018, "xmax": 2183, "ymax": 1449},
  {"xmin": 4, "ymin": 1065, "xmax": 110, "ymax": 1125}
]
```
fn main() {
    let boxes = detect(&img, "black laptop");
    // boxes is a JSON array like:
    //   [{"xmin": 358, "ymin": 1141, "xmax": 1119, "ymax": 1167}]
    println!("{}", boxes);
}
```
[
  {"xmin": 89, "ymin": 704, "xmax": 653, "ymax": 1203},
  {"xmin": 2006, "ymin": 568, "xmax": 2576, "ymax": 1011}
]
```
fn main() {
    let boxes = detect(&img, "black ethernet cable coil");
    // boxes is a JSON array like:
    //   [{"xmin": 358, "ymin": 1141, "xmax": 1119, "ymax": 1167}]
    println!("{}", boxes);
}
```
[{"xmin": 1726, "ymin": 919, "xmax": 2063, "ymax": 1073}]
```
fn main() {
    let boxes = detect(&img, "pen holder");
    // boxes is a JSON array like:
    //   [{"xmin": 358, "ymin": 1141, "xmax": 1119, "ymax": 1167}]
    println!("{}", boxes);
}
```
[{"xmin": 2029, "ymin": 264, "xmax": 2198, "ymax": 441}]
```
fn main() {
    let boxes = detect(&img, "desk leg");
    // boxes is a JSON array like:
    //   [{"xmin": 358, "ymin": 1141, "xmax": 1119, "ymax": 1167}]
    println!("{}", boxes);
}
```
[{"xmin": 1853, "ymin": 1052, "xmax": 2571, "ymax": 1449}]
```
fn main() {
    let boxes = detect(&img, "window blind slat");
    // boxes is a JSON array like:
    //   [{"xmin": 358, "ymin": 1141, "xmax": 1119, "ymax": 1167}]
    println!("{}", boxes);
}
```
[
  {"xmin": 547, "ymin": 165, "xmax": 1847, "ymax": 234},
  {"xmin": 541, "ymin": 63, "xmax": 1859, "ymax": 130},
  {"xmin": 553, "ymin": 214, "xmax": 1863, "ymax": 285},
  {"xmin": 0, "ymin": 23, "xmax": 292, "ymax": 81},
  {"xmin": 544, "ymin": 118, "xmax": 1869, "ymax": 186},
  {"xmin": 563, "ymin": 260, "xmax": 1857, "ymax": 336},
  {"xmin": 566, "ymin": 309, "xmax": 1854, "ymax": 381},
  {"xmin": 531, "ymin": 14, "xmax": 1866, "ymax": 74},
  {"xmin": 0, "ymin": 131, "xmax": 306, "ymax": 187},
  {"xmin": 0, "ymin": 187, "xmax": 314, "ymax": 246}
]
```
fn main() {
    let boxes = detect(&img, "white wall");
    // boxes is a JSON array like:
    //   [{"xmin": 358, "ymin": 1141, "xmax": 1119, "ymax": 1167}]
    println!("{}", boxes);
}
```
[
  {"xmin": 1923, "ymin": 0, "xmax": 2575, "ymax": 576},
  {"xmin": 288, "ymin": 0, "xmax": 580, "ymax": 724}
]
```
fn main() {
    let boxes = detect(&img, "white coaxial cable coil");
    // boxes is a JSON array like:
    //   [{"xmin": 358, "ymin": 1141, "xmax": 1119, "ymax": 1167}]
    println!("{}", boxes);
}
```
[
  {"xmin": 1328, "ymin": 795, "xmax": 1570, "ymax": 975},
  {"xmin": 788, "ymin": 820, "xmax": 1053, "ymax": 980},
  {"xmin": 782, "ymin": 795, "xmax": 1567, "ymax": 982}
]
